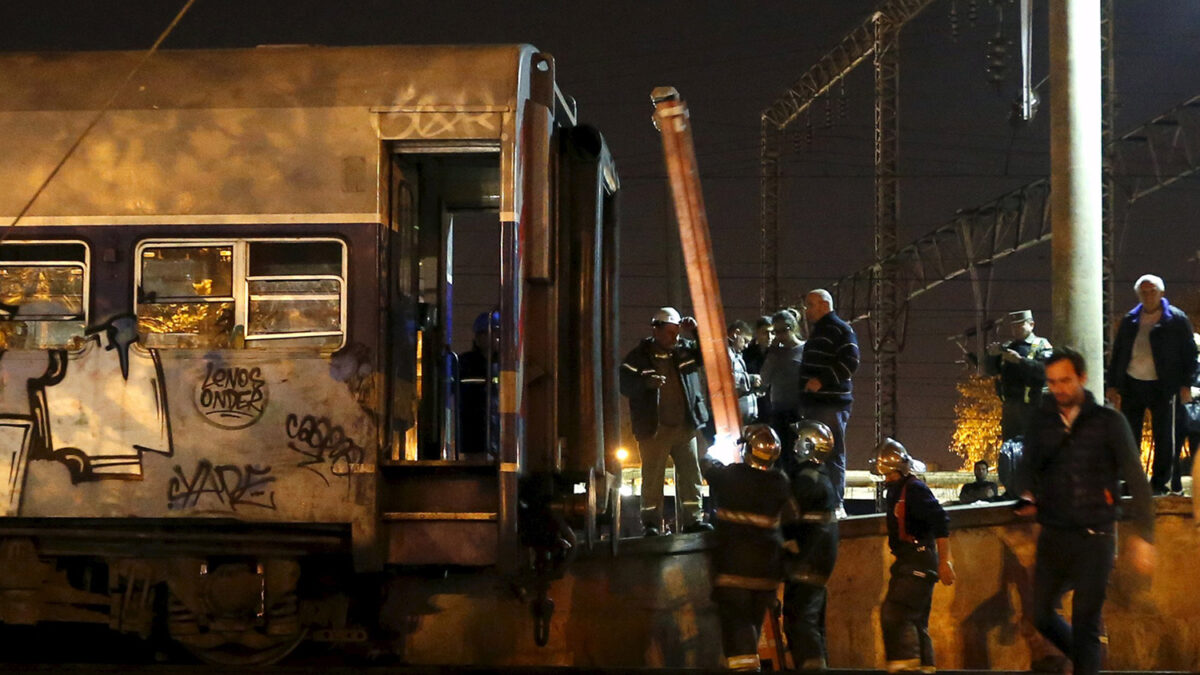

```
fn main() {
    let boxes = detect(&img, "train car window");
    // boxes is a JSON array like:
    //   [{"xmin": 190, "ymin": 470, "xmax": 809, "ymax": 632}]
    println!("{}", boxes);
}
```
[
  {"xmin": 0, "ymin": 242, "xmax": 87, "ymax": 350},
  {"xmin": 245, "ymin": 241, "xmax": 344, "ymax": 349},
  {"xmin": 136, "ymin": 239, "xmax": 345, "ymax": 350},
  {"xmin": 137, "ymin": 245, "xmax": 235, "ymax": 349}
]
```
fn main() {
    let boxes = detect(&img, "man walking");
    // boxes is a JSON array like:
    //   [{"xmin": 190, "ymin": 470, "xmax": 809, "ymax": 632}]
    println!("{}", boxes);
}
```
[
  {"xmin": 798, "ymin": 289, "xmax": 860, "ymax": 504},
  {"xmin": 1017, "ymin": 348, "xmax": 1155, "ymax": 675},
  {"xmin": 620, "ymin": 307, "xmax": 712, "ymax": 536},
  {"xmin": 870, "ymin": 438, "xmax": 955, "ymax": 674},
  {"xmin": 1105, "ymin": 274, "xmax": 1197, "ymax": 494}
]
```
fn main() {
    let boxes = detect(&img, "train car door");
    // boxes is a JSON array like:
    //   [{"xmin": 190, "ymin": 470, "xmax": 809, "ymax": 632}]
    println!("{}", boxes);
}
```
[{"xmin": 382, "ymin": 149, "xmax": 504, "ymax": 566}]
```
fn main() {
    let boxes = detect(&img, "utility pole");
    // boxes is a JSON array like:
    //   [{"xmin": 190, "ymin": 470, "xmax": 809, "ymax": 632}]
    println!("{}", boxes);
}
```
[{"xmin": 1050, "ymin": 0, "xmax": 1104, "ymax": 395}]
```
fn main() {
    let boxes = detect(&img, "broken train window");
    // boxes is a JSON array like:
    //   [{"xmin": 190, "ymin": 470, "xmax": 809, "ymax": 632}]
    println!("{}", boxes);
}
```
[
  {"xmin": 136, "ymin": 239, "xmax": 346, "ymax": 350},
  {"xmin": 0, "ymin": 241, "xmax": 88, "ymax": 350}
]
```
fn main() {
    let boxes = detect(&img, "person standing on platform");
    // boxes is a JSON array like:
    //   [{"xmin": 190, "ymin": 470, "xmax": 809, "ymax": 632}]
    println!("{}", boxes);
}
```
[
  {"xmin": 1016, "ymin": 348, "xmax": 1155, "ymax": 675},
  {"xmin": 703, "ymin": 424, "xmax": 798, "ymax": 672},
  {"xmin": 798, "ymin": 289, "xmax": 860, "ymax": 505},
  {"xmin": 620, "ymin": 307, "xmax": 711, "ymax": 536},
  {"xmin": 1106, "ymin": 274, "xmax": 1197, "ymax": 495},
  {"xmin": 760, "ymin": 310, "xmax": 805, "ymax": 470},
  {"xmin": 728, "ymin": 320, "xmax": 762, "ymax": 424},
  {"xmin": 781, "ymin": 419, "xmax": 839, "ymax": 671},
  {"xmin": 985, "ymin": 310, "xmax": 1054, "ymax": 441},
  {"xmin": 870, "ymin": 438, "xmax": 955, "ymax": 674},
  {"xmin": 742, "ymin": 315, "xmax": 774, "ymax": 375}
]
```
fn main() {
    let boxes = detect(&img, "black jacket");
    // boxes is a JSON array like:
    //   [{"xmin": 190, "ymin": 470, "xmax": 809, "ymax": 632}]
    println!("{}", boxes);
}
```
[
  {"xmin": 705, "ymin": 462, "xmax": 798, "ymax": 589},
  {"xmin": 1015, "ymin": 391, "xmax": 1155, "ymax": 542},
  {"xmin": 798, "ymin": 312, "xmax": 860, "ymax": 407},
  {"xmin": 1106, "ymin": 299, "xmax": 1197, "ymax": 392},
  {"xmin": 884, "ymin": 474, "xmax": 949, "ymax": 552},
  {"xmin": 782, "ymin": 461, "xmax": 839, "ymax": 585},
  {"xmin": 619, "ymin": 337, "xmax": 709, "ymax": 440}
]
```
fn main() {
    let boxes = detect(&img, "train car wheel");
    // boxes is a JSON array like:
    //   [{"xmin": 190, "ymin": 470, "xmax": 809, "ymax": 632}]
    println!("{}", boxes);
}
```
[{"xmin": 166, "ymin": 557, "xmax": 307, "ymax": 666}]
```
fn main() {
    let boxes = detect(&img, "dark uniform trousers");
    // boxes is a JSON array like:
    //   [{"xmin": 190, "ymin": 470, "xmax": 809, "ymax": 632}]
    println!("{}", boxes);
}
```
[
  {"xmin": 783, "ymin": 578, "xmax": 827, "ymax": 669},
  {"xmin": 1032, "ymin": 526, "xmax": 1116, "ymax": 675},
  {"xmin": 1119, "ymin": 378, "xmax": 1178, "ymax": 492},
  {"xmin": 713, "ymin": 585, "xmax": 774, "ymax": 671},
  {"xmin": 881, "ymin": 546, "xmax": 938, "ymax": 671}
]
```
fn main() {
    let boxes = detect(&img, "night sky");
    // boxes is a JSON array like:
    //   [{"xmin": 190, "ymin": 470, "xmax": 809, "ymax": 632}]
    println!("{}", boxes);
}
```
[{"xmin": 2, "ymin": 0, "xmax": 1198, "ymax": 470}]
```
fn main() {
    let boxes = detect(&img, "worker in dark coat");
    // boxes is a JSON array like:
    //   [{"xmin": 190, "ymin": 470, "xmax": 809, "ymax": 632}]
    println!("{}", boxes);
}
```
[
  {"xmin": 703, "ymin": 424, "xmax": 798, "ymax": 671},
  {"xmin": 781, "ymin": 419, "xmax": 839, "ymax": 670},
  {"xmin": 458, "ymin": 310, "xmax": 500, "ymax": 457},
  {"xmin": 870, "ymin": 438, "xmax": 955, "ymax": 674}
]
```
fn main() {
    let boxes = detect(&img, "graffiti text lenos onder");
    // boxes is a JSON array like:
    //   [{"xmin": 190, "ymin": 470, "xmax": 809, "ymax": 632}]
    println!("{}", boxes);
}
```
[
  {"xmin": 195, "ymin": 362, "xmax": 268, "ymax": 429},
  {"xmin": 167, "ymin": 459, "xmax": 276, "ymax": 511},
  {"xmin": 285, "ymin": 413, "xmax": 365, "ymax": 486}
]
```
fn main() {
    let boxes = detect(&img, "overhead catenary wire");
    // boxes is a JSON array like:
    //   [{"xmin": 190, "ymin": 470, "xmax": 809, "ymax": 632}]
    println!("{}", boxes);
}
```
[{"xmin": 0, "ymin": 0, "xmax": 198, "ymax": 242}]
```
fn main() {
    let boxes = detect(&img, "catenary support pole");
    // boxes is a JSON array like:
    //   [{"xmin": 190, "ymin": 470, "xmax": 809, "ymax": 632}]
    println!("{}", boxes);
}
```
[{"xmin": 1050, "ymin": 0, "xmax": 1104, "ymax": 395}]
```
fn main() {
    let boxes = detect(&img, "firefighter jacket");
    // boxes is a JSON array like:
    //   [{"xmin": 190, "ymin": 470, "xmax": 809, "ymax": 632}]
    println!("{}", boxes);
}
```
[
  {"xmin": 705, "ymin": 462, "xmax": 798, "ymax": 591},
  {"xmin": 620, "ymin": 337, "xmax": 709, "ymax": 440},
  {"xmin": 782, "ymin": 461, "xmax": 839, "ymax": 585},
  {"xmin": 885, "ymin": 474, "xmax": 948, "ymax": 552},
  {"xmin": 1015, "ymin": 390, "xmax": 1155, "ymax": 542},
  {"xmin": 798, "ymin": 311, "xmax": 860, "ymax": 407},
  {"xmin": 1106, "ymin": 299, "xmax": 1197, "ymax": 392}
]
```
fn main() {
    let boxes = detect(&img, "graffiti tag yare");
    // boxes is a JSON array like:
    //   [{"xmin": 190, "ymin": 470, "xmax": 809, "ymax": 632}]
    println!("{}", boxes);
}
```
[{"xmin": 167, "ymin": 459, "xmax": 277, "ymax": 511}]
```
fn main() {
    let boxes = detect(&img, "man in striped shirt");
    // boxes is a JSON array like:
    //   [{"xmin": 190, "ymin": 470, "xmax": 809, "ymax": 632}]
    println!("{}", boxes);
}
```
[{"xmin": 798, "ymin": 289, "xmax": 861, "ymax": 506}]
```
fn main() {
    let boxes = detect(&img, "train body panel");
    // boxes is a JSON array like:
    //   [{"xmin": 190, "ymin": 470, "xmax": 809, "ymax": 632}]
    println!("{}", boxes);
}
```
[{"xmin": 0, "ymin": 44, "xmax": 622, "ymax": 662}]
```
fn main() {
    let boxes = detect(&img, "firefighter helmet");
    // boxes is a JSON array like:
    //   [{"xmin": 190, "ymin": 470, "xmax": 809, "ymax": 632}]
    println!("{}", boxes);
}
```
[
  {"xmin": 651, "ymin": 307, "xmax": 681, "ymax": 325},
  {"xmin": 791, "ymin": 419, "xmax": 834, "ymax": 464},
  {"xmin": 868, "ymin": 438, "xmax": 926, "ymax": 477},
  {"xmin": 740, "ymin": 424, "xmax": 781, "ymax": 469}
]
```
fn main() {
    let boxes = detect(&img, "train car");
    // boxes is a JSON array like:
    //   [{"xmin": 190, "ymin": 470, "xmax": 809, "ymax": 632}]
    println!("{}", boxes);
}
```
[{"xmin": 0, "ymin": 44, "xmax": 621, "ymax": 664}]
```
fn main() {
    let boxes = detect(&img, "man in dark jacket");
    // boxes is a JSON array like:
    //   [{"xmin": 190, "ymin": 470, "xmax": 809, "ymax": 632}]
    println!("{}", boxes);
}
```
[
  {"xmin": 781, "ymin": 419, "xmax": 839, "ymax": 670},
  {"xmin": 1105, "ymin": 274, "xmax": 1197, "ymax": 494},
  {"xmin": 870, "ymin": 438, "xmax": 955, "ymax": 674},
  {"xmin": 703, "ymin": 424, "xmax": 798, "ymax": 671},
  {"xmin": 458, "ymin": 311, "xmax": 500, "ymax": 457},
  {"xmin": 1017, "ymin": 348, "xmax": 1155, "ymax": 675},
  {"xmin": 799, "ymin": 289, "xmax": 861, "ymax": 505},
  {"xmin": 620, "ymin": 307, "xmax": 711, "ymax": 536}
]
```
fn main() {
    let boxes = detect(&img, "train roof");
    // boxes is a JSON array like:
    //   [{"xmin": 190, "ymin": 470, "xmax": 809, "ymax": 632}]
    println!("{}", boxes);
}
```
[
  {"xmin": 0, "ymin": 44, "xmax": 539, "ymax": 111},
  {"xmin": 0, "ymin": 45, "xmax": 559, "ymax": 223}
]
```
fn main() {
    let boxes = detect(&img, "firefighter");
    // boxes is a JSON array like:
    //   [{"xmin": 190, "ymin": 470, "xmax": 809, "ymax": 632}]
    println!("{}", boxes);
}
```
[
  {"xmin": 781, "ymin": 419, "xmax": 839, "ymax": 670},
  {"xmin": 869, "ymin": 439, "xmax": 956, "ymax": 674},
  {"xmin": 703, "ymin": 424, "xmax": 798, "ymax": 671}
]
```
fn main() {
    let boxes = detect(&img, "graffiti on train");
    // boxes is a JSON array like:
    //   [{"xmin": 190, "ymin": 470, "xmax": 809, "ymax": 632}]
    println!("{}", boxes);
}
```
[
  {"xmin": 16, "ymin": 316, "xmax": 174, "ymax": 489},
  {"xmin": 284, "ymin": 413, "xmax": 365, "ymax": 486},
  {"xmin": 194, "ymin": 362, "xmax": 268, "ymax": 429},
  {"xmin": 167, "ymin": 459, "xmax": 277, "ymax": 511}
]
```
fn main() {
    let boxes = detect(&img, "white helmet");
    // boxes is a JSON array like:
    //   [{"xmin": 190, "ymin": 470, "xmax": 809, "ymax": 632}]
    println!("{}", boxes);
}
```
[{"xmin": 652, "ymin": 307, "xmax": 681, "ymax": 325}]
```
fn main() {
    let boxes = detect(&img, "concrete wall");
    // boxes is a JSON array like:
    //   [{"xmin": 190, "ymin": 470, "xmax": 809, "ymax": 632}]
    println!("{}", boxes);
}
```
[
  {"xmin": 829, "ymin": 498, "xmax": 1200, "ymax": 671},
  {"xmin": 384, "ymin": 498, "xmax": 1198, "ymax": 669}
]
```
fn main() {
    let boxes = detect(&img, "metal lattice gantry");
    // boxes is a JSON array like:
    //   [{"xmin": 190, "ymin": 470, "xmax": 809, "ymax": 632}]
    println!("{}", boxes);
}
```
[
  {"xmin": 830, "ymin": 93, "xmax": 1200, "ymax": 324},
  {"xmin": 759, "ymin": 0, "xmax": 935, "ymax": 443}
]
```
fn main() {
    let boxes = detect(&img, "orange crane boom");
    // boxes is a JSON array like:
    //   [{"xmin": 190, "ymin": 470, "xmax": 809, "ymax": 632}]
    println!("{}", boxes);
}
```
[{"xmin": 651, "ymin": 87, "xmax": 742, "ymax": 462}]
